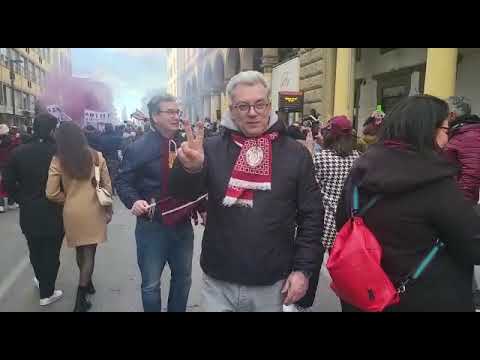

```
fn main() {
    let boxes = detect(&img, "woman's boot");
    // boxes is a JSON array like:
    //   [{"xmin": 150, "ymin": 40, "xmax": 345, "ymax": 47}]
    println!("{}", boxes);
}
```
[
  {"xmin": 73, "ymin": 286, "xmax": 92, "ymax": 312},
  {"xmin": 86, "ymin": 281, "xmax": 96, "ymax": 295}
]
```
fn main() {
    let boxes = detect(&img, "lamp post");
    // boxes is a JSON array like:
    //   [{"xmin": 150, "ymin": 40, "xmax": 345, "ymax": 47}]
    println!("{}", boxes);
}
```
[{"xmin": 8, "ymin": 59, "xmax": 24, "ymax": 127}]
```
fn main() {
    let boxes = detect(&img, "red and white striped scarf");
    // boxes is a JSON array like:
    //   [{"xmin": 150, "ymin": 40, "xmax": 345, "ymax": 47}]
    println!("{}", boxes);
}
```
[{"xmin": 223, "ymin": 132, "xmax": 279, "ymax": 208}]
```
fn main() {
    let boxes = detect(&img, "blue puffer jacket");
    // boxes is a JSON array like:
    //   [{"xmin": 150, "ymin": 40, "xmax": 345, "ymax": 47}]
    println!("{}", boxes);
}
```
[{"xmin": 116, "ymin": 129, "xmax": 184, "ymax": 210}]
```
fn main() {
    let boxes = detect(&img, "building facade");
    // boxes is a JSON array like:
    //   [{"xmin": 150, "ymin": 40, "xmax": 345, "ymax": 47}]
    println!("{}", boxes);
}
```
[
  {"xmin": 0, "ymin": 48, "xmax": 71, "ymax": 127},
  {"xmin": 171, "ymin": 48, "xmax": 480, "ymax": 132}
]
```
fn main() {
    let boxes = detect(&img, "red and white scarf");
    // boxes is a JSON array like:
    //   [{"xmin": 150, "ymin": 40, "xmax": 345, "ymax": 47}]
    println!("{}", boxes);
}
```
[{"xmin": 223, "ymin": 132, "xmax": 279, "ymax": 208}]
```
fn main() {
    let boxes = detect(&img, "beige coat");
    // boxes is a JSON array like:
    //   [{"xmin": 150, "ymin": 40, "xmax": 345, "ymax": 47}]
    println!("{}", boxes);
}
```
[{"xmin": 46, "ymin": 152, "xmax": 112, "ymax": 248}]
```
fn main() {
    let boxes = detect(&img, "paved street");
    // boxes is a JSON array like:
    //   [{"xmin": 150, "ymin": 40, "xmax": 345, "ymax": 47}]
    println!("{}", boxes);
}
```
[{"xmin": 0, "ymin": 198, "xmax": 340, "ymax": 312}]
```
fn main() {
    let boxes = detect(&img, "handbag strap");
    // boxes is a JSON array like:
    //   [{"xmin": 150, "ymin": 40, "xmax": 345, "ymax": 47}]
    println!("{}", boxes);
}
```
[
  {"xmin": 352, "ymin": 185, "xmax": 383, "ymax": 217},
  {"xmin": 351, "ymin": 184, "xmax": 445, "ymax": 295},
  {"xmin": 91, "ymin": 150, "xmax": 101, "ymax": 188},
  {"xmin": 397, "ymin": 240, "xmax": 445, "ymax": 294}
]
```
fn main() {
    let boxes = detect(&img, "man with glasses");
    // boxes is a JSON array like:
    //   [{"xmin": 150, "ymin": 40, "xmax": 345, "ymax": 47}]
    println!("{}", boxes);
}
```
[
  {"xmin": 116, "ymin": 94, "xmax": 195, "ymax": 312},
  {"xmin": 169, "ymin": 71, "xmax": 324, "ymax": 312}
]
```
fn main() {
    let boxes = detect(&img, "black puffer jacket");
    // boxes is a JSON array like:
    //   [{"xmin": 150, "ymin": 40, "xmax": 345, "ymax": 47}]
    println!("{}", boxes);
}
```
[
  {"xmin": 169, "ymin": 114, "xmax": 325, "ymax": 286},
  {"xmin": 4, "ymin": 138, "xmax": 63, "ymax": 237},
  {"xmin": 336, "ymin": 143, "xmax": 480, "ymax": 312}
]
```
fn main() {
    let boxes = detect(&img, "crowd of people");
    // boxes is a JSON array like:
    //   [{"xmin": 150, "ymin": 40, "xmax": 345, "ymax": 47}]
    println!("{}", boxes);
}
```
[{"xmin": 2, "ymin": 70, "xmax": 480, "ymax": 312}]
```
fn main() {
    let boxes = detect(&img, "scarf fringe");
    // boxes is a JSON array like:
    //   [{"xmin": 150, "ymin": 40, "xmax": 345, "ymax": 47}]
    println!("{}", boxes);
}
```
[
  {"xmin": 222, "ymin": 196, "xmax": 253, "ymax": 208},
  {"xmin": 228, "ymin": 178, "xmax": 271, "ymax": 191}
]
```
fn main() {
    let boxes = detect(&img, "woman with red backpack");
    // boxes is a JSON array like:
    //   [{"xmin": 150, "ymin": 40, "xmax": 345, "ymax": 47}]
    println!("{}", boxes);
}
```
[{"xmin": 335, "ymin": 95, "xmax": 480, "ymax": 312}]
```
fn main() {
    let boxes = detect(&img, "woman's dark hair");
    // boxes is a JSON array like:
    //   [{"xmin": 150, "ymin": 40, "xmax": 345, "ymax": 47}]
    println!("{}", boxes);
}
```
[
  {"xmin": 55, "ymin": 122, "xmax": 93, "ymax": 180},
  {"xmin": 323, "ymin": 132, "xmax": 355, "ymax": 157},
  {"xmin": 380, "ymin": 95, "xmax": 449, "ymax": 153},
  {"xmin": 33, "ymin": 113, "xmax": 58, "ymax": 140}
]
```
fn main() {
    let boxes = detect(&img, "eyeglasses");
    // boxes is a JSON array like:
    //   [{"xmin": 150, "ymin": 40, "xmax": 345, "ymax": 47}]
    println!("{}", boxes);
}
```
[
  {"xmin": 157, "ymin": 109, "xmax": 181, "ymax": 116},
  {"xmin": 233, "ymin": 101, "xmax": 269, "ymax": 114}
]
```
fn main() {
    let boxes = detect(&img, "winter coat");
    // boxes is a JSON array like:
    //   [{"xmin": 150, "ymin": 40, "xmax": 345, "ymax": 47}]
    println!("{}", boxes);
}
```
[
  {"xmin": 116, "ymin": 129, "xmax": 188, "ymax": 220},
  {"xmin": 336, "ymin": 143, "xmax": 480, "ymax": 312},
  {"xmin": 443, "ymin": 115, "xmax": 480, "ymax": 203},
  {"xmin": 3, "ymin": 138, "xmax": 63, "ymax": 237},
  {"xmin": 169, "ymin": 113, "xmax": 325, "ymax": 286},
  {"xmin": 46, "ymin": 152, "xmax": 112, "ymax": 248},
  {"xmin": 314, "ymin": 148, "xmax": 360, "ymax": 249},
  {"xmin": 0, "ymin": 135, "xmax": 16, "ymax": 170}
]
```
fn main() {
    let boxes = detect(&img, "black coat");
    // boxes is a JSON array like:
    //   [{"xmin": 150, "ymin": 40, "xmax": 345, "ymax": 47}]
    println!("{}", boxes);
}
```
[
  {"xmin": 3, "ymin": 138, "xmax": 63, "ymax": 237},
  {"xmin": 336, "ymin": 144, "xmax": 480, "ymax": 312},
  {"xmin": 169, "ymin": 119, "xmax": 325, "ymax": 286}
]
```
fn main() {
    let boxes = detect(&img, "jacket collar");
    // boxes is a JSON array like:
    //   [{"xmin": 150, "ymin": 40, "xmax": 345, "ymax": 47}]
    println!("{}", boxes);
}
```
[{"xmin": 220, "ymin": 111, "xmax": 284, "ymax": 136}]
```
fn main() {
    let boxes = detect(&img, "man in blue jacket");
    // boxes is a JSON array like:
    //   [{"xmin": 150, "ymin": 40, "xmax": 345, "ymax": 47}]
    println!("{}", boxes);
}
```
[{"xmin": 116, "ymin": 94, "xmax": 194, "ymax": 312}]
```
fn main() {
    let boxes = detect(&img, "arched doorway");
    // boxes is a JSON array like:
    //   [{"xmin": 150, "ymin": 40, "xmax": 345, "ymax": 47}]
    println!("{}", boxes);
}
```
[
  {"xmin": 226, "ymin": 48, "xmax": 241, "ymax": 80},
  {"xmin": 202, "ymin": 63, "xmax": 213, "ymax": 120},
  {"xmin": 212, "ymin": 52, "xmax": 225, "ymax": 122},
  {"xmin": 241, "ymin": 48, "xmax": 263, "ymax": 72}
]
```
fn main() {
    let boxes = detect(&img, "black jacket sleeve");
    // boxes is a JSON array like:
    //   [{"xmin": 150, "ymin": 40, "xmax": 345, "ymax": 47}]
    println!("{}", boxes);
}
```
[
  {"xmin": 3, "ymin": 152, "xmax": 19, "ymax": 203},
  {"xmin": 293, "ymin": 146, "xmax": 325, "ymax": 273},
  {"xmin": 169, "ymin": 154, "xmax": 208, "ymax": 201},
  {"xmin": 115, "ymin": 144, "xmax": 143, "ymax": 210},
  {"xmin": 429, "ymin": 178, "xmax": 480, "ymax": 265}
]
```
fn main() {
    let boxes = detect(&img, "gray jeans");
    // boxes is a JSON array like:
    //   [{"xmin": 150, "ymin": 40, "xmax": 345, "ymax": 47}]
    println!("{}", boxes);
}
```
[{"xmin": 202, "ymin": 273, "xmax": 285, "ymax": 312}]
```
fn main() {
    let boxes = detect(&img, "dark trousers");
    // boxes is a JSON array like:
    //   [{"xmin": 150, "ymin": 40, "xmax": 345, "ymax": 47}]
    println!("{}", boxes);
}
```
[{"xmin": 25, "ymin": 233, "xmax": 63, "ymax": 299}]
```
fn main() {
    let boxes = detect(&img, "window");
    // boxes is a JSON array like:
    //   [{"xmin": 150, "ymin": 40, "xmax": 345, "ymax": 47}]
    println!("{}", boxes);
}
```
[
  {"xmin": 23, "ymin": 93, "xmax": 28, "ymax": 110},
  {"xmin": 6, "ymin": 48, "xmax": 12, "ymax": 64},
  {"xmin": 0, "ymin": 48, "xmax": 7, "ymax": 66},
  {"xmin": 5, "ymin": 86, "xmax": 11, "ymax": 108},
  {"xmin": 22, "ymin": 56, "xmax": 28, "ymax": 78},
  {"xmin": 15, "ymin": 90, "xmax": 23, "ymax": 111},
  {"xmin": 14, "ymin": 50, "xmax": 22, "ymax": 74},
  {"xmin": 25, "ymin": 48, "xmax": 30, "ymax": 54},
  {"xmin": 0, "ymin": 83, "xmax": 4, "ymax": 105},
  {"xmin": 29, "ymin": 95, "xmax": 36, "ymax": 111},
  {"xmin": 30, "ymin": 62, "xmax": 37, "ymax": 83}
]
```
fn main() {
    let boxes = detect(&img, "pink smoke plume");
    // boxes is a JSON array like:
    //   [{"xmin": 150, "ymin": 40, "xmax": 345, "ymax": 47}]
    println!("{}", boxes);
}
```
[{"xmin": 39, "ymin": 71, "xmax": 114, "ymax": 128}]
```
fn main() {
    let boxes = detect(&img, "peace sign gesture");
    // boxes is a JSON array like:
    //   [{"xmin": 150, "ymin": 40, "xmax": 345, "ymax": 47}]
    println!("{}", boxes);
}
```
[{"xmin": 177, "ymin": 121, "xmax": 205, "ymax": 173}]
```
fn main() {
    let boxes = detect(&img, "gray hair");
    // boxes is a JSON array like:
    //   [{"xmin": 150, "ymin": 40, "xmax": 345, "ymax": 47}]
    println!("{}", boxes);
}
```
[
  {"xmin": 226, "ymin": 71, "xmax": 271, "ymax": 104},
  {"xmin": 147, "ymin": 93, "xmax": 176, "ymax": 119},
  {"xmin": 446, "ymin": 96, "xmax": 471, "ymax": 117}
]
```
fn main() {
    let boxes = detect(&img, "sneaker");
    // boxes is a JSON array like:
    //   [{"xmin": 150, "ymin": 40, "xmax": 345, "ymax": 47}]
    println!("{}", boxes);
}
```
[
  {"xmin": 33, "ymin": 277, "xmax": 39, "ymax": 289},
  {"xmin": 283, "ymin": 304, "xmax": 300, "ymax": 312},
  {"xmin": 0, "ymin": 206, "xmax": 5, "ymax": 213},
  {"xmin": 8, "ymin": 203, "xmax": 19, "ymax": 210},
  {"xmin": 39, "ymin": 290, "xmax": 63, "ymax": 306}
]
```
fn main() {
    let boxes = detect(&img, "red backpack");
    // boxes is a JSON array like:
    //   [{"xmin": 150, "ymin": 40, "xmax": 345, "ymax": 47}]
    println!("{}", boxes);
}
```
[{"xmin": 327, "ymin": 186, "xmax": 444, "ymax": 312}]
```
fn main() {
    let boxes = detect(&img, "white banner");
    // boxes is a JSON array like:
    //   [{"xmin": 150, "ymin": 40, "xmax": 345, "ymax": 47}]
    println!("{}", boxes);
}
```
[
  {"xmin": 271, "ymin": 57, "xmax": 300, "ymax": 113},
  {"xmin": 84, "ymin": 109, "xmax": 112, "ymax": 129}
]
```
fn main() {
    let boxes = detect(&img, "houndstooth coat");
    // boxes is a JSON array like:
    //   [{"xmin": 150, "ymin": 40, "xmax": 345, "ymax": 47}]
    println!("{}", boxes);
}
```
[{"xmin": 314, "ymin": 149, "xmax": 360, "ymax": 249}]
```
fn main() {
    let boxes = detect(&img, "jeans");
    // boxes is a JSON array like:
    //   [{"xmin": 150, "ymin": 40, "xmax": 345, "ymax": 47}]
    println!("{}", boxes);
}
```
[
  {"xmin": 135, "ymin": 219, "xmax": 193, "ymax": 312},
  {"xmin": 25, "ymin": 233, "xmax": 63, "ymax": 299},
  {"xmin": 202, "ymin": 273, "xmax": 285, "ymax": 312}
]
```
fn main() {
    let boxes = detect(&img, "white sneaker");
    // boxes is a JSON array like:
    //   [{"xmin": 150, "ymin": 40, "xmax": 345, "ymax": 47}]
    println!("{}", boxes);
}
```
[
  {"xmin": 8, "ymin": 203, "xmax": 19, "ymax": 210},
  {"xmin": 39, "ymin": 290, "xmax": 63, "ymax": 306},
  {"xmin": 0, "ymin": 206, "xmax": 5, "ymax": 213},
  {"xmin": 33, "ymin": 277, "xmax": 39, "ymax": 289}
]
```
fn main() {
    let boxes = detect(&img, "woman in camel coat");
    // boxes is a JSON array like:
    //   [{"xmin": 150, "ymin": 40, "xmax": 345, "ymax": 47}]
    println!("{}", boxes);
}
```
[{"xmin": 46, "ymin": 122, "xmax": 112, "ymax": 312}]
